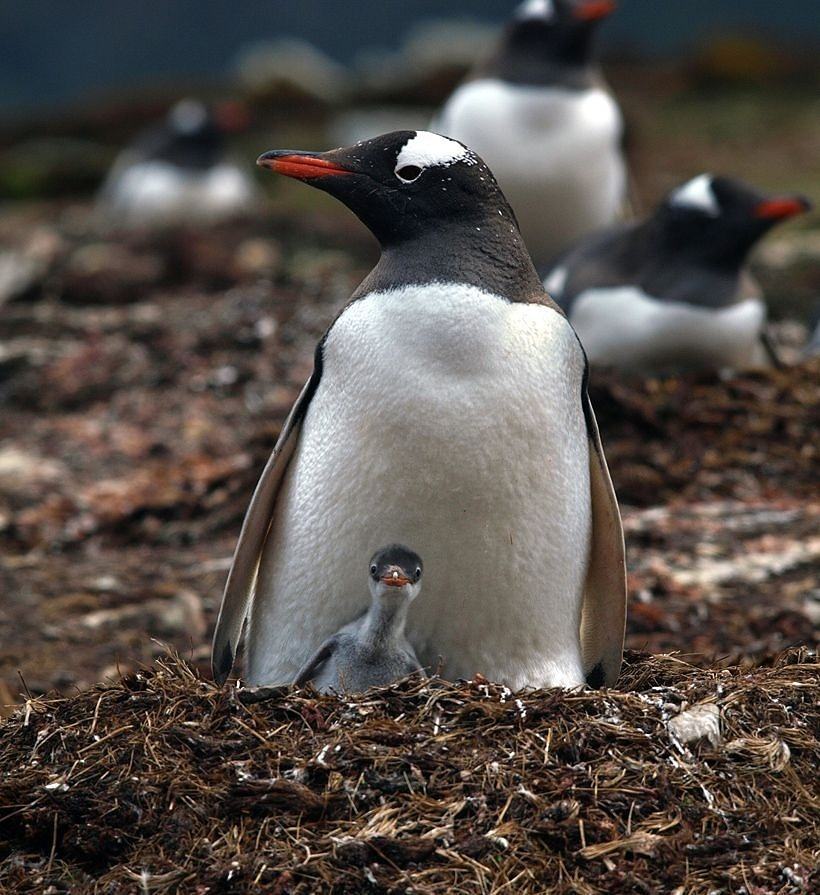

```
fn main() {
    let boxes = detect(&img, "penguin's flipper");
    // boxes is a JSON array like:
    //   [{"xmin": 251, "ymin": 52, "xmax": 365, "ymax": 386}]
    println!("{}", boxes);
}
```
[
  {"xmin": 211, "ymin": 374, "xmax": 316, "ymax": 685},
  {"xmin": 580, "ymin": 394, "xmax": 627, "ymax": 688},
  {"xmin": 293, "ymin": 636, "xmax": 340, "ymax": 688}
]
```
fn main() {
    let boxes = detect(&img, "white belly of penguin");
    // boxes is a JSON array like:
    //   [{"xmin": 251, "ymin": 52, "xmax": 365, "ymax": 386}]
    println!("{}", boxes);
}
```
[
  {"xmin": 436, "ymin": 81, "xmax": 626, "ymax": 263},
  {"xmin": 248, "ymin": 283, "xmax": 592, "ymax": 690},
  {"xmin": 104, "ymin": 160, "xmax": 256, "ymax": 224},
  {"xmin": 570, "ymin": 287, "xmax": 766, "ymax": 372}
]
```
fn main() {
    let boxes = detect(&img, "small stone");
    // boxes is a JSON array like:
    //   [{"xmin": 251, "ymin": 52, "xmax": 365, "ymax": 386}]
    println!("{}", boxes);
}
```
[{"xmin": 668, "ymin": 703, "xmax": 721, "ymax": 748}]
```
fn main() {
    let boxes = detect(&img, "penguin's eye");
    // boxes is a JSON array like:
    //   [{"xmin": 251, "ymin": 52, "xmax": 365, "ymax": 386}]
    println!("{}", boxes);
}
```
[
  {"xmin": 414, "ymin": 567, "xmax": 422, "ymax": 581},
  {"xmin": 370, "ymin": 564, "xmax": 378, "ymax": 577},
  {"xmin": 395, "ymin": 165, "xmax": 423, "ymax": 183}
]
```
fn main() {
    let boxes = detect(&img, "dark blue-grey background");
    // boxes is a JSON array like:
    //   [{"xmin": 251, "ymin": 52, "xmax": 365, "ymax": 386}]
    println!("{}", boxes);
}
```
[{"xmin": 1, "ymin": 0, "xmax": 815, "ymax": 115}]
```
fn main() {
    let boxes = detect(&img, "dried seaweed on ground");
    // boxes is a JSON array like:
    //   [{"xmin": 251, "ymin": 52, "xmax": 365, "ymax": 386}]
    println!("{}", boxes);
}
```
[
  {"xmin": 623, "ymin": 500, "xmax": 819, "ymax": 664},
  {"xmin": 590, "ymin": 362, "xmax": 820, "ymax": 506},
  {"xmin": 1, "ymin": 650, "xmax": 817, "ymax": 894}
]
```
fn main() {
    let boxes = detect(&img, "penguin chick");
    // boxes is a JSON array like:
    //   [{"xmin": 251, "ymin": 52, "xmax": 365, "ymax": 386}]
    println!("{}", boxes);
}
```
[{"xmin": 293, "ymin": 545, "xmax": 426, "ymax": 693}]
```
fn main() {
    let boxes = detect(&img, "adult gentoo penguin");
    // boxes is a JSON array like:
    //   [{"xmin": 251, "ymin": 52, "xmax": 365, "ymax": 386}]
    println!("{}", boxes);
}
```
[
  {"xmin": 294, "ymin": 545, "xmax": 426, "ymax": 693},
  {"xmin": 434, "ymin": 0, "xmax": 626, "ymax": 267},
  {"xmin": 98, "ymin": 99, "xmax": 258, "ymax": 226},
  {"xmin": 544, "ymin": 174, "xmax": 812, "ymax": 372},
  {"xmin": 212, "ymin": 130, "xmax": 626, "ymax": 690}
]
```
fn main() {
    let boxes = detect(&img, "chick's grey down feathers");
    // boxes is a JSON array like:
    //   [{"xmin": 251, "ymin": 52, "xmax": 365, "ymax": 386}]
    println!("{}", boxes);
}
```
[{"xmin": 293, "ymin": 544, "xmax": 426, "ymax": 693}]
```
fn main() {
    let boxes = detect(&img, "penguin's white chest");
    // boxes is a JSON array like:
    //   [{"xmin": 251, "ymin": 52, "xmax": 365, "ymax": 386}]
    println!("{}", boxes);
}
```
[
  {"xmin": 249, "ymin": 283, "xmax": 592, "ymax": 689},
  {"xmin": 569, "ymin": 287, "xmax": 767, "ymax": 371},
  {"xmin": 437, "ymin": 80, "xmax": 626, "ymax": 262},
  {"xmin": 104, "ymin": 160, "xmax": 257, "ymax": 224}
]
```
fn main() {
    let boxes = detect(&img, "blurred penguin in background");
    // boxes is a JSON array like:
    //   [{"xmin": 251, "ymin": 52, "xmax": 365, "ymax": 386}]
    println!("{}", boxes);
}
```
[
  {"xmin": 435, "ymin": 0, "xmax": 627, "ymax": 267},
  {"xmin": 98, "ymin": 99, "xmax": 260, "ymax": 227},
  {"xmin": 544, "ymin": 174, "xmax": 812, "ymax": 373},
  {"xmin": 805, "ymin": 310, "xmax": 820, "ymax": 358}
]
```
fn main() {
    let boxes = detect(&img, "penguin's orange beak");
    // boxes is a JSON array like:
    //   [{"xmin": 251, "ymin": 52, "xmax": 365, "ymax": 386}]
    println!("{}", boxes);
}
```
[
  {"xmin": 380, "ymin": 568, "xmax": 412, "ymax": 587},
  {"xmin": 753, "ymin": 196, "xmax": 811, "ymax": 221},
  {"xmin": 257, "ymin": 151, "xmax": 352, "ymax": 180},
  {"xmin": 574, "ymin": 0, "xmax": 617, "ymax": 21}
]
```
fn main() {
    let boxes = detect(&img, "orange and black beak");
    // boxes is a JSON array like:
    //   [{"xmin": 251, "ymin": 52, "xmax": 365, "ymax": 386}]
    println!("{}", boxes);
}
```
[
  {"xmin": 380, "ymin": 567, "xmax": 412, "ymax": 588},
  {"xmin": 257, "ymin": 150, "xmax": 352, "ymax": 181},
  {"xmin": 574, "ymin": 0, "xmax": 617, "ymax": 22},
  {"xmin": 753, "ymin": 195, "xmax": 812, "ymax": 221}
]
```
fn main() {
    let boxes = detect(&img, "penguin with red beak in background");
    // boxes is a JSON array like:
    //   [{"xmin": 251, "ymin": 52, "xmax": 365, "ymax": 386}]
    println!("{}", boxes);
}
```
[
  {"xmin": 98, "ymin": 99, "xmax": 259, "ymax": 226},
  {"xmin": 211, "ymin": 130, "xmax": 626, "ymax": 692},
  {"xmin": 544, "ymin": 174, "xmax": 812, "ymax": 372},
  {"xmin": 435, "ymin": 0, "xmax": 626, "ymax": 267},
  {"xmin": 294, "ymin": 545, "xmax": 426, "ymax": 693}
]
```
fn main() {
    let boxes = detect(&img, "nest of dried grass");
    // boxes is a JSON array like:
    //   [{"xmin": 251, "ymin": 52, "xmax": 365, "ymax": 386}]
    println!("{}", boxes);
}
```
[{"xmin": 1, "ymin": 650, "xmax": 817, "ymax": 894}]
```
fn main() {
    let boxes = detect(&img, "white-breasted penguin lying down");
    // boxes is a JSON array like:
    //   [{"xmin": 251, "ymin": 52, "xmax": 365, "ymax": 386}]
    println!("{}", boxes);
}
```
[
  {"xmin": 806, "ymin": 315, "xmax": 820, "ymax": 358},
  {"xmin": 434, "ymin": 0, "xmax": 626, "ymax": 267},
  {"xmin": 544, "ymin": 174, "xmax": 812, "ymax": 372},
  {"xmin": 97, "ymin": 99, "xmax": 259, "ymax": 226},
  {"xmin": 294, "ymin": 545, "xmax": 426, "ymax": 693},
  {"xmin": 803, "ymin": 301, "xmax": 820, "ymax": 358},
  {"xmin": 212, "ymin": 130, "xmax": 627, "ymax": 691}
]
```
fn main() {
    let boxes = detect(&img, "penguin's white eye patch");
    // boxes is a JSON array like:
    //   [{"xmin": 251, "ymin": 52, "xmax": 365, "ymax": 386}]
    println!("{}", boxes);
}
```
[
  {"xmin": 170, "ymin": 99, "xmax": 208, "ymax": 134},
  {"xmin": 669, "ymin": 174, "xmax": 720, "ymax": 216},
  {"xmin": 516, "ymin": 0, "xmax": 554, "ymax": 21},
  {"xmin": 395, "ymin": 131, "xmax": 472, "ymax": 183},
  {"xmin": 396, "ymin": 164, "xmax": 423, "ymax": 183}
]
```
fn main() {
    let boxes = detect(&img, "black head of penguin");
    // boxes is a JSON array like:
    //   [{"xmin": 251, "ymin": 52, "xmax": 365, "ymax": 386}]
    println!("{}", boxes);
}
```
[
  {"xmin": 651, "ymin": 174, "xmax": 812, "ymax": 268},
  {"xmin": 258, "ymin": 130, "xmax": 516, "ymax": 247},
  {"xmin": 146, "ymin": 99, "xmax": 249, "ymax": 170},
  {"xmin": 258, "ymin": 130, "xmax": 545, "ymax": 300},
  {"xmin": 484, "ymin": 0, "xmax": 616, "ymax": 84}
]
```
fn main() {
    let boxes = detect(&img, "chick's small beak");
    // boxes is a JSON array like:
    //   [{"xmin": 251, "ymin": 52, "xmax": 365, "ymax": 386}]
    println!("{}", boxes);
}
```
[
  {"xmin": 257, "ymin": 150, "xmax": 352, "ymax": 181},
  {"xmin": 753, "ymin": 196, "xmax": 812, "ymax": 221},
  {"xmin": 381, "ymin": 568, "xmax": 412, "ymax": 587},
  {"xmin": 574, "ymin": 0, "xmax": 617, "ymax": 22}
]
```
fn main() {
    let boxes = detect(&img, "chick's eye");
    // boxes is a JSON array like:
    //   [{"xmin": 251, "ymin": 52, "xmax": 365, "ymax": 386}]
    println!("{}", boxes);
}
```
[
  {"xmin": 396, "ymin": 165, "xmax": 422, "ymax": 183},
  {"xmin": 415, "ymin": 567, "xmax": 422, "ymax": 580},
  {"xmin": 370, "ymin": 564, "xmax": 378, "ymax": 576}
]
